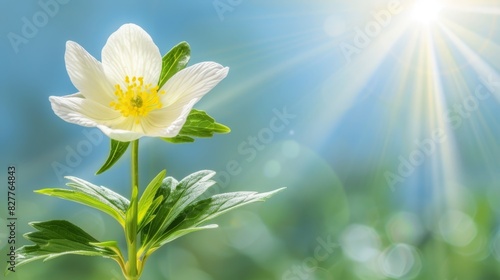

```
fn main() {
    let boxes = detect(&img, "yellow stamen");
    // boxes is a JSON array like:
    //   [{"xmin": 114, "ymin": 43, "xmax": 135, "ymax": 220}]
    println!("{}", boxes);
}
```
[{"xmin": 110, "ymin": 76, "xmax": 165, "ymax": 123}]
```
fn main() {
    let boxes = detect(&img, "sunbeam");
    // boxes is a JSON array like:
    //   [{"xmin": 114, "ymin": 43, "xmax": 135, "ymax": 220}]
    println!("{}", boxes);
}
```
[
  {"xmin": 306, "ymin": 0, "xmax": 499, "ymax": 215},
  {"xmin": 312, "ymin": 16, "xmax": 413, "ymax": 146},
  {"xmin": 438, "ymin": 23, "xmax": 500, "ymax": 100}
]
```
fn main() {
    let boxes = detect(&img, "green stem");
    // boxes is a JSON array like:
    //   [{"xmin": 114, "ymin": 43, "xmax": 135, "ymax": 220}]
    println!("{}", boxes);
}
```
[{"xmin": 126, "ymin": 139, "xmax": 139, "ymax": 280}]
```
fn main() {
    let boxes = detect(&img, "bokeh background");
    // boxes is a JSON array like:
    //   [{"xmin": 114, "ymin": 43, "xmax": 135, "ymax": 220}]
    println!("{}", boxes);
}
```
[{"xmin": 1, "ymin": 0, "xmax": 500, "ymax": 279}]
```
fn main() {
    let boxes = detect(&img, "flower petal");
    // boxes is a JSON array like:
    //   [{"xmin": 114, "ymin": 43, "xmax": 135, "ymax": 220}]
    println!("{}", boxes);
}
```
[
  {"xmin": 102, "ymin": 23, "xmax": 162, "ymax": 86},
  {"xmin": 49, "ymin": 94, "xmax": 123, "ymax": 129},
  {"xmin": 141, "ymin": 99, "xmax": 197, "ymax": 137},
  {"xmin": 160, "ymin": 62, "xmax": 229, "ymax": 108},
  {"xmin": 143, "ymin": 62, "xmax": 228, "ymax": 137},
  {"xmin": 96, "ymin": 124, "xmax": 145, "ymax": 142},
  {"xmin": 65, "ymin": 41, "xmax": 115, "ymax": 104}
]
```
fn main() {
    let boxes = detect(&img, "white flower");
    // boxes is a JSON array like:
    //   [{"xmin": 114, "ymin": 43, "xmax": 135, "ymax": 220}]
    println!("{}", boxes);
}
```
[{"xmin": 50, "ymin": 23, "xmax": 229, "ymax": 142}]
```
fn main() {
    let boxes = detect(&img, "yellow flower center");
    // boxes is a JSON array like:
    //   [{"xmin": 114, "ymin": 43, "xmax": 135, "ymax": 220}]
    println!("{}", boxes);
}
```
[{"xmin": 110, "ymin": 76, "xmax": 165, "ymax": 123}]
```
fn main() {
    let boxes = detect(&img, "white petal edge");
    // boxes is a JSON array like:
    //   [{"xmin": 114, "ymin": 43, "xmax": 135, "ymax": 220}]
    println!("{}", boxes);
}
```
[
  {"xmin": 160, "ymin": 62, "xmax": 229, "ymax": 108},
  {"xmin": 49, "ymin": 94, "xmax": 96, "ymax": 127},
  {"xmin": 102, "ymin": 23, "xmax": 162, "ymax": 87},
  {"xmin": 65, "ymin": 41, "xmax": 115, "ymax": 104},
  {"xmin": 49, "ymin": 94, "xmax": 123, "ymax": 130},
  {"xmin": 97, "ymin": 124, "xmax": 145, "ymax": 142}
]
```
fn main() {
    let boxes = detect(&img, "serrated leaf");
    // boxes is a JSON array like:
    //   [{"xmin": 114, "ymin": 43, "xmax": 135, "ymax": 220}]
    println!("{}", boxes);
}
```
[
  {"xmin": 96, "ymin": 139, "xmax": 130, "ymax": 175},
  {"xmin": 137, "ymin": 169, "xmax": 285, "ymax": 258},
  {"xmin": 140, "ymin": 171, "xmax": 216, "ymax": 252},
  {"xmin": 158, "ymin": 41, "xmax": 190, "ymax": 89},
  {"xmin": 162, "ymin": 109, "xmax": 230, "ymax": 144},
  {"xmin": 156, "ymin": 188, "xmax": 286, "ymax": 247},
  {"xmin": 138, "ymin": 170, "xmax": 167, "ymax": 227},
  {"xmin": 10, "ymin": 220, "xmax": 116, "ymax": 274},
  {"xmin": 36, "ymin": 177, "xmax": 129, "ymax": 227}
]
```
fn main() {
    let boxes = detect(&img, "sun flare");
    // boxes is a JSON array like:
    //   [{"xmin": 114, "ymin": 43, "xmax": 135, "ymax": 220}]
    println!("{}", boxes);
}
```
[{"xmin": 412, "ymin": 0, "xmax": 444, "ymax": 24}]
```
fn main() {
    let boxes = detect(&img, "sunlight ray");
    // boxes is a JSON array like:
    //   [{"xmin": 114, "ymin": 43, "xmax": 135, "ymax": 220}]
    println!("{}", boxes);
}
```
[
  {"xmin": 438, "ymin": 24, "xmax": 500, "ymax": 101},
  {"xmin": 426, "ymin": 37, "xmax": 464, "ymax": 211},
  {"xmin": 311, "ymin": 19, "xmax": 414, "ymax": 145},
  {"xmin": 439, "ymin": 18, "xmax": 500, "ymax": 69},
  {"xmin": 447, "ymin": 5, "xmax": 500, "ymax": 16}
]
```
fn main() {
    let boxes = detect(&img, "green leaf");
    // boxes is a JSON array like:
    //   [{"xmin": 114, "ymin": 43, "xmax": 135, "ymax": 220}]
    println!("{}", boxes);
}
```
[
  {"xmin": 158, "ymin": 41, "xmax": 190, "ymax": 89},
  {"xmin": 138, "ymin": 170, "xmax": 167, "ymax": 229},
  {"xmin": 138, "ymin": 196, "xmax": 163, "ymax": 233},
  {"xmin": 137, "ymin": 169, "xmax": 285, "ymax": 257},
  {"xmin": 162, "ymin": 135, "xmax": 194, "ymax": 144},
  {"xmin": 140, "ymin": 171, "xmax": 216, "ymax": 251},
  {"xmin": 156, "ymin": 188, "xmax": 286, "ymax": 246},
  {"xmin": 125, "ymin": 185, "xmax": 139, "ymax": 244},
  {"xmin": 143, "ymin": 224, "xmax": 218, "ymax": 256},
  {"xmin": 90, "ymin": 240, "xmax": 123, "ymax": 257},
  {"xmin": 89, "ymin": 240, "xmax": 126, "ymax": 272},
  {"xmin": 36, "ymin": 177, "xmax": 129, "ymax": 227},
  {"xmin": 96, "ymin": 139, "xmax": 130, "ymax": 175},
  {"xmin": 162, "ymin": 109, "xmax": 231, "ymax": 144},
  {"xmin": 10, "ymin": 220, "xmax": 116, "ymax": 274}
]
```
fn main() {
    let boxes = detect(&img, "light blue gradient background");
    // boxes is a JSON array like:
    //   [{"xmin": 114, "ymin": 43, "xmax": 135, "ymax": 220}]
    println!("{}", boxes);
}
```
[{"xmin": 1, "ymin": 0, "xmax": 500, "ymax": 279}]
